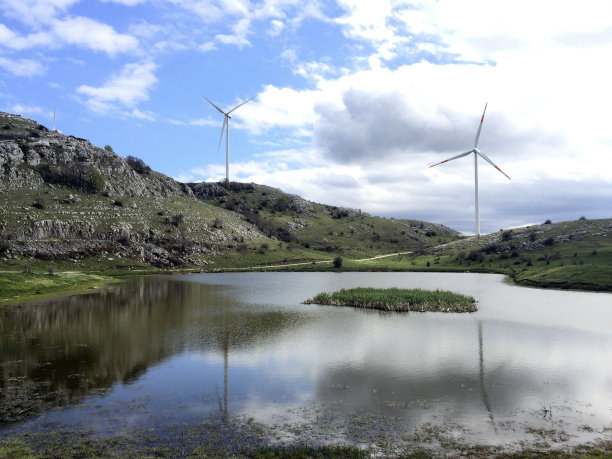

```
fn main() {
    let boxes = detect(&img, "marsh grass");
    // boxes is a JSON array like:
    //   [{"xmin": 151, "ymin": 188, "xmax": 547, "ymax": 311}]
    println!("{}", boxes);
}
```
[{"xmin": 305, "ymin": 287, "xmax": 476, "ymax": 312}]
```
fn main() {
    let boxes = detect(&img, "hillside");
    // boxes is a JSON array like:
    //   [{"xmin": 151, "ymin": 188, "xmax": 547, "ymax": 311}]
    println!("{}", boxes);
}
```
[
  {"xmin": 2, "ymin": 111, "xmax": 609, "ymax": 296},
  {"xmin": 328, "ymin": 218, "xmax": 612, "ymax": 291},
  {"xmin": 0, "ymin": 111, "xmax": 457, "ymax": 277}
]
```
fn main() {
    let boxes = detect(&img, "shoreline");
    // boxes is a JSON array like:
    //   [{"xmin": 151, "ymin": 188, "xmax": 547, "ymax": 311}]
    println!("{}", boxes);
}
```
[{"xmin": 1, "ymin": 263, "xmax": 610, "ymax": 308}]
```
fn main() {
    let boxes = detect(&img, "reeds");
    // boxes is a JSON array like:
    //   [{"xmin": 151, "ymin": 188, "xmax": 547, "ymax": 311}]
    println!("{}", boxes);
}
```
[{"xmin": 305, "ymin": 287, "xmax": 476, "ymax": 313}]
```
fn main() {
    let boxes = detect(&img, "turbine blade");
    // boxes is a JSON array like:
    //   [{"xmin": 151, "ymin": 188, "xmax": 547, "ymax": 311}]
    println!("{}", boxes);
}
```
[
  {"xmin": 227, "ymin": 95, "xmax": 257, "ymax": 115},
  {"xmin": 477, "ymin": 150, "xmax": 511, "ymax": 180},
  {"xmin": 474, "ymin": 102, "xmax": 488, "ymax": 148},
  {"xmin": 429, "ymin": 149, "xmax": 474, "ymax": 168},
  {"xmin": 217, "ymin": 116, "xmax": 228, "ymax": 151},
  {"xmin": 202, "ymin": 96, "xmax": 227, "ymax": 115}
]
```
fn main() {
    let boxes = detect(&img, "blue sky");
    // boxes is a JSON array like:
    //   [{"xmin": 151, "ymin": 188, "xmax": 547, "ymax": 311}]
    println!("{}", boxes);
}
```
[{"xmin": 1, "ymin": 0, "xmax": 612, "ymax": 234}]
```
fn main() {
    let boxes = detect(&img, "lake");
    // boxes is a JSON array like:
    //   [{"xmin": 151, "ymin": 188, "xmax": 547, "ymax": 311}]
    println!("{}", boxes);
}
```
[{"xmin": 1, "ymin": 272, "xmax": 611, "ymax": 454}]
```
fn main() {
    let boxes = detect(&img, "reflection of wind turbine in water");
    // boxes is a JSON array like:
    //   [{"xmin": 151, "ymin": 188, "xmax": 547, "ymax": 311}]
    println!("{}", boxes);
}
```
[
  {"xmin": 478, "ymin": 321, "xmax": 497, "ymax": 433},
  {"xmin": 202, "ymin": 95, "xmax": 256, "ymax": 183},
  {"xmin": 216, "ymin": 331, "xmax": 229, "ymax": 422},
  {"xmin": 429, "ymin": 104, "xmax": 511, "ymax": 237}
]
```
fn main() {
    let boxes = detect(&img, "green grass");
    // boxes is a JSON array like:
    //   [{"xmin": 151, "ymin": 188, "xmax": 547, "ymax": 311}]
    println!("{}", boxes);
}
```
[
  {"xmin": 0, "ymin": 270, "xmax": 118, "ymax": 307},
  {"xmin": 305, "ymin": 287, "xmax": 477, "ymax": 312}
]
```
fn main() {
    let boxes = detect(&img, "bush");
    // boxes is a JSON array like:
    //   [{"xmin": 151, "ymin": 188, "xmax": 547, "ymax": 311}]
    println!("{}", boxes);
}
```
[
  {"xmin": 113, "ymin": 200, "xmax": 123, "ymax": 207},
  {"xmin": 501, "ymin": 230, "xmax": 513, "ymax": 241},
  {"xmin": 544, "ymin": 219, "xmax": 552, "ymax": 224},
  {"xmin": 275, "ymin": 195, "xmax": 289, "ymax": 212},
  {"xmin": 32, "ymin": 197, "xmax": 45, "ymax": 209},
  {"xmin": 89, "ymin": 165, "xmax": 105, "ymax": 192},
  {"xmin": 543, "ymin": 237, "xmax": 555, "ymax": 246},
  {"xmin": 333, "ymin": 256, "xmax": 343, "ymax": 269},
  {"xmin": 36, "ymin": 163, "xmax": 105, "ymax": 193},
  {"xmin": 104, "ymin": 145, "xmax": 114, "ymax": 152},
  {"xmin": 171, "ymin": 214, "xmax": 184, "ymax": 227},
  {"xmin": 126, "ymin": 155, "xmax": 152, "ymax": 174}
]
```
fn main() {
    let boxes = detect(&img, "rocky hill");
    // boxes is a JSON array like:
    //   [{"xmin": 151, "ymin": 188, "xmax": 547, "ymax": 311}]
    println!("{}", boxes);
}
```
[{"xmin": 0, "ymin": 111, "xmax": 459, "ymax": 271}]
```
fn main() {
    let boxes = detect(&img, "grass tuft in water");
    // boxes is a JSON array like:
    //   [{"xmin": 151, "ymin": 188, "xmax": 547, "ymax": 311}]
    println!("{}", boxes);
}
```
[{"xmin": 304, "ymin": 287, "xmax": 476, "ymax": 313}]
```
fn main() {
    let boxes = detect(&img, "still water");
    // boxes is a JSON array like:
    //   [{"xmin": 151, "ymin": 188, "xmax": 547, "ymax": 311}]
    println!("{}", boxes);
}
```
[{"xmin": 1, "ymin": 272, "xmax": 612, "ymax": 450}]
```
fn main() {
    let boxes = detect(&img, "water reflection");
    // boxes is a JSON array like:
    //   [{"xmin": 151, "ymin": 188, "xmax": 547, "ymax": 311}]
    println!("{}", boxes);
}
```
[
  {"xmin": 0, "ymin": 277, "xmax": 299, "ymax": 423},
  {"xmin": 1, "ymin": 272, "xmax": 611, "ymax": 450}
]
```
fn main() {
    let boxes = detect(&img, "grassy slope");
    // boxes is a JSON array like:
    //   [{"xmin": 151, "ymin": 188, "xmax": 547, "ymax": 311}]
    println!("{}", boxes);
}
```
[
  {"xmin": 311, "ymin": 218, "xmax": 612, "ymax": 292},
  {"xmin": 204, "ymin": 183, "xmax": 459, "ymax": 259},
  {"xmin": 0, "ymin": 271, "xmax": 118, "ymax": 306}
]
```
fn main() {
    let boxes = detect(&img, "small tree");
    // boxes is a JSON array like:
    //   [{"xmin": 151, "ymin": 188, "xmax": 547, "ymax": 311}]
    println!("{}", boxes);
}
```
[
  {"xmin": 333, "ymin": 256, "xmax": 343, "ymax": 269},
  {"xmin": 104, "ymin": 145, "xmax": 114, "ymax": 152},
  {"xmin": 126, "ymin": 155, "xmax": 152, "ymax": 174}
]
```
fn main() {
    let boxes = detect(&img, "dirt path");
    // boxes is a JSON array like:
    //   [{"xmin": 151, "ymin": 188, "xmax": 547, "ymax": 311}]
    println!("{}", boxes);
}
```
[{"xmin": 232, "ymin": 251, "xmax": 412, "ymax": 271}]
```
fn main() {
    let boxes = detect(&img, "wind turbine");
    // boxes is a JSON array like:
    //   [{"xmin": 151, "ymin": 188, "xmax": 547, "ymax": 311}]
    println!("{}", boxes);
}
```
[
  {"xmin": 429, "ymin": 103, "xmax": 511, "ymax": 237},
  {"xmin": 202, "ymin": 95, "xmax": 256, "ymax": 183}
]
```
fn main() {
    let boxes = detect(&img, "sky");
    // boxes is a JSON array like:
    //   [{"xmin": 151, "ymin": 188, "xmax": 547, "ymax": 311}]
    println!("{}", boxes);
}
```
[{"xmin": 1, "ymin": 0, "xmax": 611, "ymax": 234}]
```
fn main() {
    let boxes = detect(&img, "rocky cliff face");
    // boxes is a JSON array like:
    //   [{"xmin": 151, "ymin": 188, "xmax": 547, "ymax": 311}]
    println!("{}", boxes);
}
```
[
  {"xmin": 0, "ymin": 112, "xmax": 193, "ymax": 198},
  {"xmin": 0, "ymin": 112, "xmax": 265, "ymax": 268}
]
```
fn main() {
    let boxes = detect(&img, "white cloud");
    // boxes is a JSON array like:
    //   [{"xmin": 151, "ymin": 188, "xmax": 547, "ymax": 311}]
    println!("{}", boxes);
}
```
[
  {"xmin": 77, "ymin": 60, "xmax": 158, "ymax": 114},
  {"xmin": 0, "ymin": 57, "xmax": 46, "ymax": 77},
  {"xmin": 0, "ymin": 1, "xmax": 139, "ymax": 55},
  {"xmin": 0, "ymin": 0, "xmax": 78, "ymax": 26},
  {"xmin": 0, "ymin": 56, "xmax": 45, "ymax": 76},
  {"xmin": 51, "ymin": 16, "xmax": 139, "ymax": 55},
  {"xmin": 101, "ymin": 0, "xmax": 146, "ymax": 5},
  {"xmin": 9, "ymin": 103, "xmax": 46, "ymax": 116},
  {"xmin": 215, "ymin": 17, "xmax": 252, "ymax": 48}
]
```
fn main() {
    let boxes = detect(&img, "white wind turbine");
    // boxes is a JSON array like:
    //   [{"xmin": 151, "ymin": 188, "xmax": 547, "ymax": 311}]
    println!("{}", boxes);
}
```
[
  {"xmin": 203, "ymin": 95, "xmax": 256, "ymax": 183},
  {"xmin": 429, "ymin": 103, "xmax": 511, "ymax": 237}
]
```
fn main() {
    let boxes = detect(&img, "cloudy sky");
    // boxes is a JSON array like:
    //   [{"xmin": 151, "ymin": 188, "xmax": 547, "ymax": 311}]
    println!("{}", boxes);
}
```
[{"xmin": 1, "ymin": 0, "xmax": 611, "ymax": 234}]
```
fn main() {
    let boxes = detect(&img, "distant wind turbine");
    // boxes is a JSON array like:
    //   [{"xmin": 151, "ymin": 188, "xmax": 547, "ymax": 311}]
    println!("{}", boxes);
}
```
[
  {"xmin": 202, "ymin": 95, "xmax": 256, "ymax": 183},
  {"xmin": 429, "ymin": 103, "xmax": 511, "ymax": 237}
]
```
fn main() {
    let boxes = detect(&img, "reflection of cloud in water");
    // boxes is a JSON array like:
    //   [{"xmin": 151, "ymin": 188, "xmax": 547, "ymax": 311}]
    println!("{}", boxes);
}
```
[
  {"xmin": 225, "ymin": 315, "xmax": 612, "ymax": 444},
  {"xmin": 4, "ymin": 272, "xmax": 612, "ymax": 449}
]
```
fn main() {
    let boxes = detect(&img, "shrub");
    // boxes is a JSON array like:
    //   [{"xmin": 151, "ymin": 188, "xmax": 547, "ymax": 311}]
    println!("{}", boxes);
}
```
[
  {"xmin": 333, "ymin": 256, "xmax": 343, "ymax": 269},
  {"xmin": 104, "ymin": 145, "xmax": 114, "ymax": 152},
  {"xmin": 32, "ymin": 197, "xmax": 45, "ymax": 209},
  {"xmin": 89, "ymin": 165, "xmax": 105, "ymax": 192},
  {"xmin": 467, "ymin": 250, "xmax": 485, "ymax": 263},
  {"xmin": 113, "ymin": 200, "xmax": 123, "ymax": 207},
  {"xmin": 212, "ymin": 217, "xmax": 223, "ymax": 229},
  {"xmin": 544, "ymin": 219, "xmax": 552, "ymax": 224},
  {"xmin": 275, "ymin": 195, "xmax": 289, "ymax": 212},
  {"xmin": 171, "ymin": 214, "xmax": 184, "ymax": 227},
  {"xmin": 543, "ymin": 237, "xmax": 555, "ymax": 246},
  {"xmin": 579, "ymin": 216, "xmax": 587, "ymax": 220},
  {"xmin": 126, "ymin": 155, "xmax": 152, "ymax": 174},
  {"xmin": 501, "ymin": 230, "xmax": 513, "ymax": 241},
  {"xmin": 36, "ymin": 163, "xmax": 105, "ymax": 193}
]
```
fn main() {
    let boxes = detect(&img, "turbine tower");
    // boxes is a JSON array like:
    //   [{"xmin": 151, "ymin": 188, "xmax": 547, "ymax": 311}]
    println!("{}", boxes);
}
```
[
  {"xmin": 429, "ymin": 104, "xmax": 511, "ymax": 237},
  {"xmin": 203, "ymin": 95, "xmax": 256, "ymax": 183}
]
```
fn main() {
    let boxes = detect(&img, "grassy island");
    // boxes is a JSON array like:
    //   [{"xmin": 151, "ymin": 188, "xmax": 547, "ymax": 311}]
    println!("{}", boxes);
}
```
[{"xmin": 305, "ymin": 287, "xmax": 477, "ymax": 313}]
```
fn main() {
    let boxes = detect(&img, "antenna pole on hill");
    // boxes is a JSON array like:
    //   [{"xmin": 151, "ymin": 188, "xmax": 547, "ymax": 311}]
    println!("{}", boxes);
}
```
[{"xmin": 52, "ymin": 104, "xmax": 56, "ymax": 131}]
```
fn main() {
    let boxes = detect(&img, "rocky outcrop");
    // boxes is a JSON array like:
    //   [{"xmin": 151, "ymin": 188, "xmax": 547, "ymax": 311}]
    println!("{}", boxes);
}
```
[{"xmin": 0, "ymin": 112, "xmax": 193, "ymax": 199}]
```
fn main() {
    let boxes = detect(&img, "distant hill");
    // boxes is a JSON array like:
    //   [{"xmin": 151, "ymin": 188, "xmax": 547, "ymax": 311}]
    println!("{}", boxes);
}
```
[{"xmin": 0, "ymin": 112, "xmax": 459, "ymax": 271}]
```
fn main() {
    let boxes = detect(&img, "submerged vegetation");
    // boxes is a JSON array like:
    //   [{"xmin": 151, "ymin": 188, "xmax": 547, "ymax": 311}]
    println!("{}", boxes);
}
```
[{"xmin": 305, "ymin": 287, "xmax": 476, "ymax": 312}]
